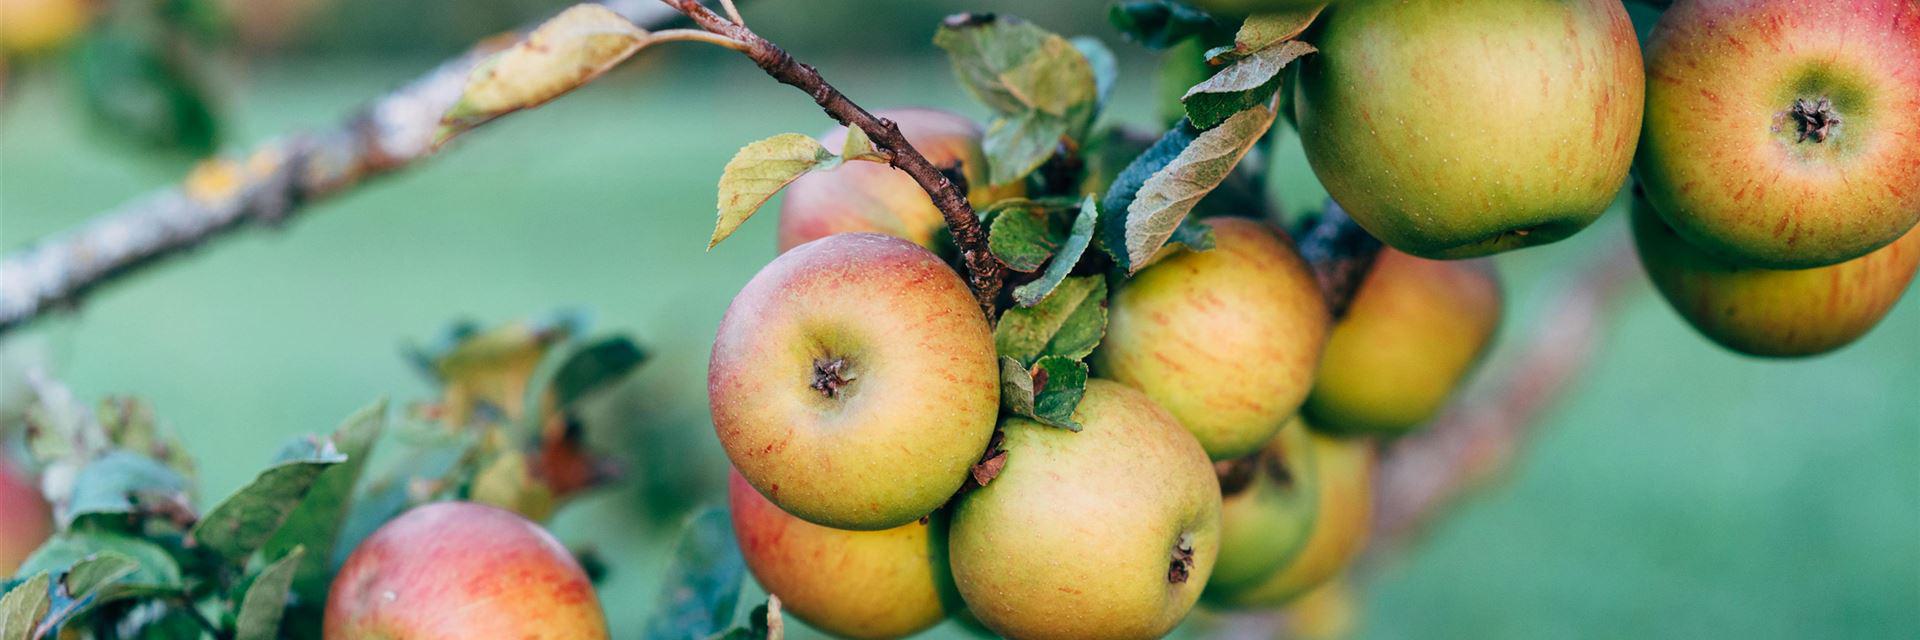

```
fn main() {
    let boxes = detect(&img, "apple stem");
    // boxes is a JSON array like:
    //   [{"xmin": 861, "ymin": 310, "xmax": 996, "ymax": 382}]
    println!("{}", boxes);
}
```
[
  {"xmin": 1168, "ymin": 536, "xmax": 1196, "ymax": 584},
  {"xmin": 1789, "ymin": 97, "xmax": 1842, "ymax": 143},
  {"xmin": 810, "ymin": 357, "xmax": 854, "ymax": 398},
  {"xmin": 663, "ymin": 0, "xmax": 1007, "ymax": 319}
]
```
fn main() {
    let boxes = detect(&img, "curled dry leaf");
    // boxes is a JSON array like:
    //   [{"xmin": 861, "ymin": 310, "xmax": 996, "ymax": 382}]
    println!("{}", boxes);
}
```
[
  {"xmin": 441, "ymin": 4, "xmax": 652, "ymax": 135},
  {"xmin": 1124, "ymin": 106, "xmax": 1277, "ymax": 269},
  {"xmin": 1220, "ymin": 5, "xmax": 1327, "ymax": 61}
]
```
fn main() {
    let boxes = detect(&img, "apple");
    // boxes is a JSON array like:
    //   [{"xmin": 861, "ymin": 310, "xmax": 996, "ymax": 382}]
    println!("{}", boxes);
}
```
[
  {"xmin": 1281, "ymin": 575, "xmax": 1359, "ymax": 640},
  {"xmin": 1637, "ymin": 0, "xmax": 1920, "ymax": 269},
  {"xmin": 1304, "ymin": 249, "xmax": 1502, "ymax": 435},
  {"xmin": 324, "ymin": 502, "xmax": 608, "ymax": 639},
  {"xmin": 1203, "ymin": 417, "xmax": 1319, "ymax": 600},
  {"xmin": 710, "ymin": 233, "xmax": 999, "ymax": 530},
  {"xmin": 1206, "ymin": 427, "xmax": 1372, "ymax": 608},
  {"xmin": 1094, "ymin": 217, "xmax": 1329, "ymax": 461},
  {"xmin": 1, "ymin": 457, "xmax": 52, "ymax": 575},
  {"xmin": 777, "ymin": 108, "xmax": 1019, "ymax": 253},
  {"xmin": 1294, "ymin": 0, "xmax": 1643, "ymax": 259},
  {"xmin": 948, "ymin": 380, "xmax": 1221, "ymax": 640},
  {"xmin": 0, "ymin": 0, "xmax": 90, "ymax": 56},
  {"xmin": 1632, "ymin": 197, "xmax": 1920, "ymax": 358},
  {"xmin": 728, "ymin": 469, "xmax": 949, "ymax": 639}
]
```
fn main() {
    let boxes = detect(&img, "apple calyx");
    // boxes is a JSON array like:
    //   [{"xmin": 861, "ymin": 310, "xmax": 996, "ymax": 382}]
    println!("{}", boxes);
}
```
[
  {"xmin": 1788, "ymin": 97, "xmax": 1842, "ymax": 143},
  {"xmin": 1168, "ymin": 536, "xmax": 1196, "ymax": 584},
  {"xmin": 810, "ymin": 357, "xmax": 857, "ymax": 398}
]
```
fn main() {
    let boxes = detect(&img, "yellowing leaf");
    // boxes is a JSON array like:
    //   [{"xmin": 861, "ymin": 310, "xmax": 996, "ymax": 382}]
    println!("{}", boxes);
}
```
[
  {"xmin": 442, "ymin": 4, "xmax": 651, "ymax": 133},
  {"xmin": 840, "ymin": 124, "xmax": 888, "ymax": 164},
  {"xmin": 471, "ymin": 451, "xmax": 557, "ymax": 521},
  {"xmin": 1183, "ymin": 40, "xmax": 1315, "ymax": 129},
  {"xmin": 709, "ymin": 134, "xmax": 839, "ymax": 249},
  {"xmin": 1124, "ymin": 106, "xmax": 1276, "ymax": 269}
]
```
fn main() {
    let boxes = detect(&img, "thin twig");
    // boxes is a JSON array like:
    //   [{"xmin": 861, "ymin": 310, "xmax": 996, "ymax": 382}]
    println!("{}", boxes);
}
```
[
  {"xmin": 649, "ymin": 28, "xmax": 748, "ymax": 51},
  {"xmin": 0, "ymin": 0, "xmax": 685, "ymax": 337},
  {"xmin": 717, "ymin": 0, "xmax": 746, "ymax": 26},
  {"xmin": 659, "ymin": 0, "xmax": 1006, "ymax": 315}
]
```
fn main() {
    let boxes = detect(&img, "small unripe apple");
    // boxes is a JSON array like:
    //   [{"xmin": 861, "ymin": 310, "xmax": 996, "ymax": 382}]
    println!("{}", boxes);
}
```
[
  {"xmin": 1632, "ymin": 197, "xmax": 1920, "ymax": 358},
  {"xmin": 777, "ymin": 108, "xmax": 1018, "ymax": 253},
  {"xmin": 1304, "ymin": 250, "xmax": 1502, "ymax": 435},
  {"xmin": 1203, "ymin": 417, "xmax": 1319, "ymax": 600},
  {"xmin": 1, "ymin": 457, "xmax": 52, "ymax": 575},
  {"xmin": 1295, "ymin": 0, "xmax": 1643, "ymax": 259},
  {"xmin": 0, "ymin": 0, "xmax": 91, "ymax": 56},
  {"xmin": 728, "ymin": 469, "xmax": 948, "ymax": 639},
  {"xmin": 1095, "ymin": 218, "xmax": 1329, "ymax": 461},
  {"xmin": 323, "ymin": 502, "xmax": 608, "ymax": 639},
  {"xmin": 949, "ymin": 380, "xmax": 1222, "ymax": 640},
  {"xmin": 1207, "ymin": 427, "xmax": 1372, "ymax": 609},
  {"xmin": 710, "ymin": 233, "xmax": 999, "ymax": 530},
  {"xmin": 1637, "ymin": 0, "xmax": 1920, "ymax": 269}
]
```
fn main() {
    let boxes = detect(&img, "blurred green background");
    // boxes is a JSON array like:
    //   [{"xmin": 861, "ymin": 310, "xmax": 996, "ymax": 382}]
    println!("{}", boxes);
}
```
[{"xmin": 2, "ymin": 1, "xmax": 1916, "ymax": 638}]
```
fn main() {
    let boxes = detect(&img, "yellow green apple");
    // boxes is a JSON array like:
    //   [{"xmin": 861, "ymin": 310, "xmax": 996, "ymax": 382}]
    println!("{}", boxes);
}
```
[
  {"xmin": 1203, "ymin": 417, "xmax": 1319, "ymax": 600},
  {"xmin": 728, "ymin": 469, "xmax": 948, "ymax": 639},
  {"xmin": 1207, "ymin": 428, "xmax": 1372, "ymax": 608},
  {"xmin": 1294, "ymin": 0, "xmax": 1643, "ymax": 258},
  {"xmin": 1, "ymin": 457, "xmax": 52, "ymax": 575},
  {"xmin": 1304, "ymin": 249, "xmax": 1502, "ymax": 435},
  {"xmin": 777, "ymin": 108, "xmax": 1019, "ymax": 253},
  {"xmin": 1637, "ymin": 0, "xmax": 1920, "ymax": 269},
  {"xmin": 0, "ymin": 0, "xmax": 91, "ymax": 56},
  {"xmin": 324, "ymin": 502, "xmax": 608, "ymax": 639},
  {"xmin": 1094, "ymin": 218, "xmax": 1330, "ymax": 461},
  {"xmin": 709, "ymin": 233, "xmax": 999, "ymax": 530},
  {"xmin": 1632, "ymin": 197, "xmax": 1920, "ymax": 358},
  {"xmin": 949, "ymin": 380, "xmax": 1221, "ymax": 640}
]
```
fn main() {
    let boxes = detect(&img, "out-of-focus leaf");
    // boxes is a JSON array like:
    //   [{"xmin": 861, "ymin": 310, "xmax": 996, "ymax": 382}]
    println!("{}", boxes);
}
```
[
  {"xmin": 934, "ymin": 13, "xmax": 1096, "ymax": 118},
  {"xmin": 709, "ymin": 134, "xmax": 840, "ymax": 249},
  {"xmin": 72, "ymin": 27, "xmax": 221, "ymax": 154},
  {"xmin": 190, "ymin": 446, "xmax": 345, "ymax": 563},
  {"xmin": 411, "ymin": 315, "xmax": 578, "ymax": 426},
  {"xmin": 1072, "ymin": 36, "xmax": 1118, "ymax": 110},
  {"xmin": 999, "ymin": 356, "xmax": 1088, "ymax": 431},
  {"xmin": 442, "ymin": 4, "xmax": 653, "ymax": 133},
  {"xmin": 1109, "ymin": 1, "xmax": 1223, "ymax": 49},
  {"xmin": 642, "ymin": 506, "xmax": 745, "ymax": 640},
  {"xmin": 19, "ymin": 532, "xmax": 183, "ymax": 590},
  {"xmin": 0, "ymin": 573, "xmax": 51, "ymax": 639},
  {"xmin": 550, "ymin": 337, "xmax": 649, "ymax": 410},
  {"xmin": 333, "ymin": 424, "xmax": 473, "ymax": 567},
  {"xmin": 60, "ymin": 552, "xmax": 139, "ymax": 598},
  {"xmin": 1183, "ymin": 41, "xmax": 1313, "ymax": 129},
  {"xmin": 263, "ymin": 400, "xmax": 387, "ymax": 603},
  {"xmin": 64, "ymin": 451, "xmax": 190, "ymax": 526},
  {"xmin": 709, "ymin": 596, "xmax": 784, "ymax": 640},
  {"xmin": 1124, "ymin": 106, "xmax": 1276, "ymax": 269},
  {"xmin": 470, "ymin": 451, "xmax": 557, "ymax": 522},
  {"xmin": 996, "ymin": 276, "xmax": 1108, "ymax": 365},
  {"xmin": 234, "ymin": 547, "xmax": 304, "ymax": 640},
  {"xmin": 1013, "ymin": 196, "xmax": 1101, "ymax": 307},
  {"xmin": 983, "ymin": 110, "xmax": 1072, "ymax": 187}
]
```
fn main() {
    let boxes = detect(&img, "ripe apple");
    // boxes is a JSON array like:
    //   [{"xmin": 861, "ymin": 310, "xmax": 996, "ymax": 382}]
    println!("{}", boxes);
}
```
[
  {"xmin": 948, "ymin": 380, "xmax": 1222, "ymax": 640},
  {"xmin": 1, "ymin": 457, "xmax": 53, "ymax": 575},
  {"xmin": 728, "ymin": 469, "xmax": 949, "ymax": 639},
  {"xmin": 1094, "ymin": 217, "xmax": 1329, "ymax": 461},
  {"xmin": 1203, "ymin": 417, "xmax": 1319, "ymax": 600},
  {"xmin": 710, "ymin": 233, "xmax": 999, "ymax": 530},
  {"xmin": 1632, "ymin": 197, "xmax": 1920, "ymax": 358},
  {"xmin": 1294, "ymin": 0, "xmax": 1643, "ymax": 259},
  {"xmin": 1207, "ymin": 427, "xmax": 1372, "ymax": 608},
  {"xmin": 324, "ymin": 502, "xmax": 608, "ymax": 639},
  {"xmin": 1304, "ymin": 249, "xmax": 1502, "ymax": 435},
  {"xmin": 1637, "ymin": 0, "xmax": 1920, "ymax": 269},
  {"xmin": 0, "ymin": 0, "xmax": 90, "ymax": 56},
  {"xmin": 777, "ymin": 108, "xmax": 1018, "ymax": 253}
]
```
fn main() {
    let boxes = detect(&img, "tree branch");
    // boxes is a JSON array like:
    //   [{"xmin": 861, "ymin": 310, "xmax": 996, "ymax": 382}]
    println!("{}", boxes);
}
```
[
  {"xmin": 0, "ymin": 0, "xmax": 684, "ymax": 337},
  {"xmin": 659, "ymin": 0, "xmax": 1005, "ymax": 315}
]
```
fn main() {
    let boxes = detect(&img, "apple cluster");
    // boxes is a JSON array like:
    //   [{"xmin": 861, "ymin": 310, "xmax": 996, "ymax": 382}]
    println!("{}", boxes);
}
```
[{"xmin": 705, "ymin": 0, "xmax": 1918, "ymax": 637}]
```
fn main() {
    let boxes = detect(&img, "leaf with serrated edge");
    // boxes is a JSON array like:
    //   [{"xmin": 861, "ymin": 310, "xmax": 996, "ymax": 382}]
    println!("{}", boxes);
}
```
[
  {"xmin": 263, "ymin": 400, "xmax": 385, "ymax": 603},
  {"xmin": 1125, "ymin": 107, "xmax": 1277, "ymax": 269},
  {"xmin": 840, "ymin": 125, "xmax": 888, "ymax": 164},
  {"xmin": 190, "ymin": 449, "xmax": 345, "ymax": 563},
  {"xmin": 234, "ymin": 547, "xmax": 304, "ymax": 640},
  {"xmin": 1228, "ymin": 6, "xmax": 1326, "ymax": 59},
  {"xmin": 442, "ymin": 4, "xmax": 651, "ymax": 132},
  {"xmin": 1183, "ymin": 41, "xmax": 1314, "ymax": 129},
  {"xmin": 996, "ymin": 276, "xmax": 1108, "ymax": 365},
  {"xmin": 934, "ymin": 16, "xmax": 1096, "ymax": 118},
  {"xmin": 0, "ymin": 573, "xmax": 51, "ymax": 639},
  {"xmin": 642, "ymin": 507, "xmax": 745, "ymax": 640},
  {"xmin": 1027, "ymin": 356, "xmax": 1088, "ymax": 431},
  {"xmin": 709, "ymin": 134, "xmax": 839, "ymax": 249},
  {"xmin": 989, "ymin": 203, "xmax": 1062, "ymax": 273},
  {"xmin": 1098, "ymin": 122, "xmax": 1198, "ymax": 271},
  {"xmin": 1014, "ymin": 196, "xmax": 1101, "ymax": 307}
]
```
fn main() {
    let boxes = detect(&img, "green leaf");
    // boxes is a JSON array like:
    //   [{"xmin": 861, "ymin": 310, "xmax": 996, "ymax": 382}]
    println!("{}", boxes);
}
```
[
  {"xmin": 1228, "ymin": 6, "xmax": 1326, "ymax": 58},
  {"xmin": 996, "ymin": 276, "xmax": 1109, "ymax": 365},
  {"xmin": 20, "ymin": 532, "xmax": 184, "ymax": 590},
  {"xmin": 549, "ymin": 337, "xmax": 649, "ymax": 409},
  {"xmin": 442, "ymin": 4, "xmax": 653, "ymax": 133},
  {"xmin": 1099, "ymin": 122, "xmax": 1199, "ymax": 271},
  {"xmin": 190, "ymin": 447, "xmax": 346, "ymax": 563},
  {"xmin": 1072, "ymin": 37, "xmax": 1119, "ymax": 110},
  {"xmin": 333, "ymin": 425, "xmax": 473, "ymax": 567},
  {"xmin": 61, "ymin": 552, "xmax": 140, "ymax": 598},
  {"xmin": 73, "ymin": 26, "xmax": 221, "ymax": 154},
  {"xmin": 709, "ymin": 134, "xmax": 840, "ymax": 249},
  {"xmin": 984, "ymin": 111, "xmax": 1072, "ymax": 187},
  {"xmin": 234, "ymin": 547, "xmax": 305, "ymax": 640},
  {"xmin": 263, "ymin": 400, "xmax": 387, "ymax": 604},
  {"xmin": 1108, "ymin": 1, "xmax": 1223, "ymax": 49},
  {"xmin": 643, "ymin": 507, "xmax": 746, "ymax": 640},
  {"xmin": 0, "ymin": 573, "xmax": 51, "ymax": 640},
  {"xmin": 1124, "ymin": 106, "xmax": 1277, "ymax": 269},
  {"xmin": 988, "ymin": 200, "xmax": 1067, "ymax": 273},
  {"xmin": 999, "ymin": 356, "xmax": 1088, "ymax": 431},
  {"xmin": 1183, "ymin": 41, "xmax": 1314, "ymax": 129},
  {"xmin": 934, "ymin": 14, "xmax": 1097, "ymax": 118},
  {"xmin": 1014, "ymin": 196, "xmax": 1101, "ymax": 307},
  {"xmin": 65, "ymin": 451, "xmax": 191, "ymax": 526}
]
